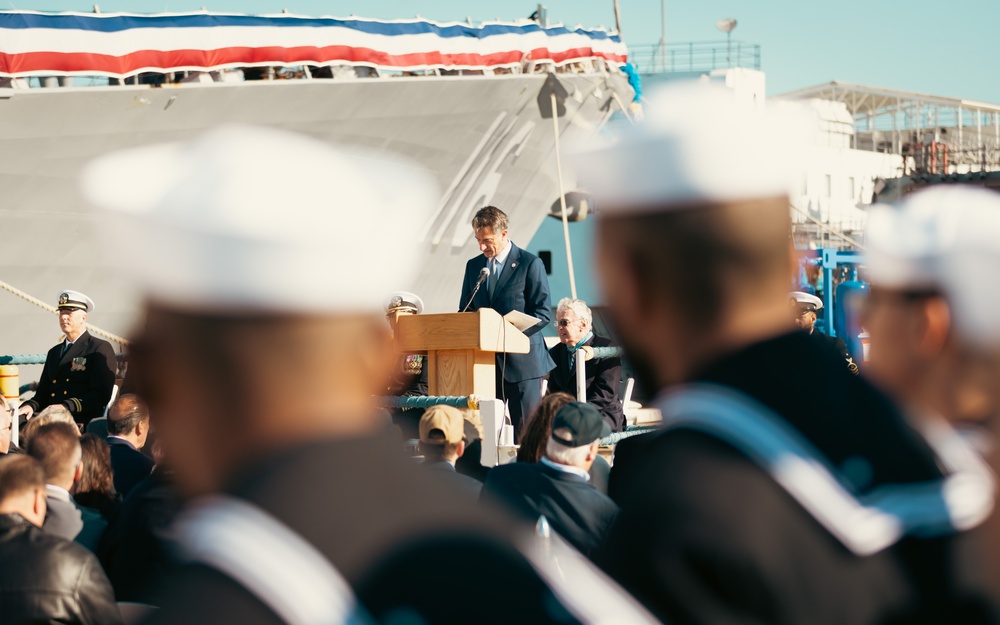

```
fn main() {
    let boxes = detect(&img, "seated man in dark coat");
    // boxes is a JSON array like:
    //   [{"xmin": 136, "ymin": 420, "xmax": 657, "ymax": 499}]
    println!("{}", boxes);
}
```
[
  {"xmin": 99, "ymin": 440, "xmax": 182, "ymax": 603},
  {"xmin": 482, "ymin": 403, "xmax": 618, "ymax": 558},
  {"xmin": 547, "ymin": 298, "xmax": 626, "ymax": 432},
  {"xmin": 106, "ymin": 394, "xmax": 154, "ymax": 497},
  {"xmin": 0, "ymin": 454, "xmax": 121, "ymax": 625},
  {"xmin": 417, "ymin": 405, "xmax": 482, "ymax": 502}
]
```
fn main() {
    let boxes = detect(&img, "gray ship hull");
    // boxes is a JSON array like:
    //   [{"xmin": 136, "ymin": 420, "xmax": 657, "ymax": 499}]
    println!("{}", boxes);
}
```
[{"xmin": 0, "ymin": 72, "xmax": 629, "ymax": 375}]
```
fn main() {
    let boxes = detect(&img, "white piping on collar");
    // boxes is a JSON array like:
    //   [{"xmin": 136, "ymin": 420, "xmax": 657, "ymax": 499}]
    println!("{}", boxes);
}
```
[
  {"xmin": 540, "ymin": 456, "xmax": 591, "ymax": 481},
  {"xmin": 520, "ymin": 528, "xmax": 660, "ymax": 624},
  {"xmin": 173, "ymin": 495, "xmax": 367, "ymax": 625},
  {"xmin": 655, "ymin": 384, "xmax": 995, "ymax": 556}
]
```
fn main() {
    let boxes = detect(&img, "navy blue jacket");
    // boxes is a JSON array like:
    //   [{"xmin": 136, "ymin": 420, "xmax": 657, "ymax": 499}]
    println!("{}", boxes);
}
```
[
  {"xmin": 459, "ymin": 243, "xmax": 555, "ymax": 382},
  {"xmin": 482, "ymin": 460, "xmax": 619, "ymax": 558},
  {"xmin": 108, "ymin": 437, "xmax": 154, "ymax": 497},
  {"xmin": 24, "ymin": 330, "xmax": 116, "ymax": 426}
]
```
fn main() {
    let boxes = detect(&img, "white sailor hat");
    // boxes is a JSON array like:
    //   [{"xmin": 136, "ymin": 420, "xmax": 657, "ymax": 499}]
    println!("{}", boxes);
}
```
[
  {"xmin": 789, "ymin": 291, "xmax": 822, "ymax": 312},
  {"xmin": 384, "ymin": 291, "xmax": 424, "ymax": 314},
  {"xmin": 571, "ymin": 81, "xmax": 810, "ymax": 214},
  {"xmin": 866, "ymin": 186, "xmax": 1000, "ymax": 346},
  {"xmin": 57, "ymin": 290, "xmax": 94, "ymax": 313},
  {"xmin": 79, "ymin": 125, "xmax": 438, "ymax": 314}
]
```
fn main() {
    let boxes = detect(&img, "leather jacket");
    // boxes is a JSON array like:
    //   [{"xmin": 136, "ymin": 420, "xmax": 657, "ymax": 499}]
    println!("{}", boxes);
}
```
[{"xmin": 0, "ymin": 513, "xmax": 122, "ymax": 625}]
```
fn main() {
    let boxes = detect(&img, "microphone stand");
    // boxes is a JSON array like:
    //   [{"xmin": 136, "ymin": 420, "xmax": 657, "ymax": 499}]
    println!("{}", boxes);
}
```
[{"xmin": 462, "ymin": 279, "xmax": 485, "ymax": 313}]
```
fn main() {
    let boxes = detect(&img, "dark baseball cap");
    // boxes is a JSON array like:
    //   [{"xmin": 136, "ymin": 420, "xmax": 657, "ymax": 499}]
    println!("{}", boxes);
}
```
[{"xmin": 551, "ymin": 402, "xmax": 611, "ymax": 448}]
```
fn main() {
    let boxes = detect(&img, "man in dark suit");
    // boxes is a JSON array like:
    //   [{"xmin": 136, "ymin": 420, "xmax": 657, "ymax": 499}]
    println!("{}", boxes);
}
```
[
  {"xmin": 578, "ymin": 83, "xmax": 1000, "ymax": 624},
  {"xmin": 418, "ymin": 405, "xmax": 482, "ymax": 502},
  {"xmin": 460, "ymin": 206, "xmax": 555, "ymax": 437},
  {"xmin": 547, "ymin": 297, "xmax": 626, "ymax": 432},
  {"xmin": 106, "ymin": 394, "xmax": 153, "ymax": 497},
  {"xmin": 482, "ymin": 403, "xmax": 618, "ymax": 558},
  {"xmin": 99, "ymin": 440, "xmax": 181, "ymax": 603},
  {"xmin": 18, "ymin": 291, "xmax": 117, "ymax": 428}
]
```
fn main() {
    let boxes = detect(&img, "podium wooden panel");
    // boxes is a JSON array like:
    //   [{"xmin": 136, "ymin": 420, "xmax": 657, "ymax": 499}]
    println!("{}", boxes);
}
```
[{"xmin": 396, "ymin": 309, "xmax": 529, "ymax": 399}]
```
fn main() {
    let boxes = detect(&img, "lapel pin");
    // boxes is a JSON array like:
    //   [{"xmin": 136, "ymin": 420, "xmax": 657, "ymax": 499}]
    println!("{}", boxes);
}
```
[{"xmin": 511, "ymin": 262, "xmax": 517, "ymax": 268}]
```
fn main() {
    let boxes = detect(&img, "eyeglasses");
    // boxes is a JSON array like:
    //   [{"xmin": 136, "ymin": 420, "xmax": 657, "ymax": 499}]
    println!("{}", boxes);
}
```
[{"xmin": 556, "ymin": 319, "xmax": 579, "ymax": 327}]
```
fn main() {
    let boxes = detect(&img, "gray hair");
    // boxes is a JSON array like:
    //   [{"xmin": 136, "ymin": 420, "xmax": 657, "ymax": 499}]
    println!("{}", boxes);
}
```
[
  {"xmin": 556, "ymin": 298, "xmax": 592, "ymax": 329},
  {"xmin": 545, "ymin": 432, "xmax": 593, "ymax": 467}
]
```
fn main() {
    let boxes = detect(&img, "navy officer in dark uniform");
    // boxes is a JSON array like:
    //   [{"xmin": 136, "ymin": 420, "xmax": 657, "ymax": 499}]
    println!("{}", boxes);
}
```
[
  {"xmin": 459, "ymin": 206, "xmax": 555, "ymax": 438},
  {"xmin": 81, "ymin": 126, "xmax": 658, "ymax": 625},
  {"xmin": 19, "ymin": 291, "xmax": 116, "ymax": 428},
  {"xmin": 790, "ymin": 290, "xmax": 859, "ymax": 372},
  {"xmin": 578, "ymin": 82, "xmax": 1000, "ymax": 625},
  {"xmin": 384, "ymin": 291, "xmax": 428, "ymax": 440}
]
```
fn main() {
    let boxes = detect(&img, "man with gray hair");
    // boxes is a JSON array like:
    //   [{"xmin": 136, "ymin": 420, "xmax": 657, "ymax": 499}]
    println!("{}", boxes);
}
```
[
  {"xmin": 482, "ymin": 402, "xmax": 619, "ymax": 558},
  {"xmin": 547, "ymin": 298, "xmax": 625, "ymax": 432}
]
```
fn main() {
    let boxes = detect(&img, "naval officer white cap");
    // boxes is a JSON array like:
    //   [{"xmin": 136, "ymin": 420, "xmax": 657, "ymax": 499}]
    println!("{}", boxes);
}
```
[
  {"xmin": 866, "ymin": 186, "xmax": 1000, "ymax": 346},
  {"xmin": 571, "ymin": 81, "xmax": 811, "ymax": 214},
  {"xmin": 57, "ymin": 290, "xmax": 94, "ymax": 313},
  {"xmin": 384, "ymin": 291, "xmax": 424, "ymax": 315},
  {"xmin": 789, "ymin": 291, "xmax": 822, "ymax": 312},
  {"xmin": 79, "ymin": 125, "xmax": 439, "ymax": 314}
]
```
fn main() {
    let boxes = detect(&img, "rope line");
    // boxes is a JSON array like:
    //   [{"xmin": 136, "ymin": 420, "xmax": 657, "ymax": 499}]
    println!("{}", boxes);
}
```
[
  {"xmin": 586, "ymin": 346, "xmax": 624, "ymax": 360},
  {"xmin": 599, "ymin": 425, "xmax": 657, "ymax": 446},
  {"xmin": 0, "ymin": 279, "xmax": 131, "ymax": 346},
  {"xmin": 0, "ymin": 353, "xmax": 126, "ymax": 366},
  {"xmin": 376, "ymin": 395, "xmax": 480, "ymax": 410}
]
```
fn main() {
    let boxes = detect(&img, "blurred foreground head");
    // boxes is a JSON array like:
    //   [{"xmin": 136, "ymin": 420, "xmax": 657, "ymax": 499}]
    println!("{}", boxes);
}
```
[
  {"xmin": 864, "ymin": 186, "xmax": 1000, "ymax": 424},
  {"xmin": 575, "ymin": 82, "xmax": 801, "ymax": 391},
  {"xmin": 81, "ymin": 126, "xmax": 438, "ymax": 496}
]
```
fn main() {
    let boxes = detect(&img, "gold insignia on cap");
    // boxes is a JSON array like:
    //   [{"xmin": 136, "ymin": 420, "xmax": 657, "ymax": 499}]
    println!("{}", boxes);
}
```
[{"xmin": 59, "ymin": 293, "xmax": 69, "ymax": 305}]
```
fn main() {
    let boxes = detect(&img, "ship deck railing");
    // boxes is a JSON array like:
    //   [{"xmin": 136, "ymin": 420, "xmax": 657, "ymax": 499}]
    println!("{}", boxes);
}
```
[{"xmin": 0, "ymin": 57, "xmax": 624, "ymax": 91}]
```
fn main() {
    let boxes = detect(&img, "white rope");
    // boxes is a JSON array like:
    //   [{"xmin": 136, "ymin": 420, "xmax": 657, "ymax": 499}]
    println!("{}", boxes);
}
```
[
  {"xmin": 0, "ymin": 279, "xmax": 131, "ymax": 346},
  {"xmin": 551, "ymin": 89, "xmax": 578, "ymax": 299}
]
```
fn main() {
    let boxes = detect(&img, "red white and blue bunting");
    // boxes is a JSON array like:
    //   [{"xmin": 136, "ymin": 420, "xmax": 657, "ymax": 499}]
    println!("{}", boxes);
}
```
[{"xmin": 0, "ymin": 11, "xmax": 628, "ymax": 77}]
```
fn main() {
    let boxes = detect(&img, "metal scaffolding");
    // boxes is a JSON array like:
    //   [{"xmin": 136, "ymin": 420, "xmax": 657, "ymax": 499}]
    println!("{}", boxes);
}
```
[{"xmin": 777, "ymin": 81, "xmax": 1000, "ymax": 175}]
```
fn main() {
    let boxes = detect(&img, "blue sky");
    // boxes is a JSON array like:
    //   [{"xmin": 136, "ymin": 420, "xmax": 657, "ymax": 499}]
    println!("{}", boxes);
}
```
[{"xmin": 11, "ymin": 1, "xmax": 1000, "ymax": 103}]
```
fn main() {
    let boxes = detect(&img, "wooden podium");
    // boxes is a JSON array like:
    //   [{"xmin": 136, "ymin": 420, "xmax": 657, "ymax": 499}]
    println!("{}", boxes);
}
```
[{"xmin": 395, "ymin": 309, "xmax": 530, "ymax": 399}]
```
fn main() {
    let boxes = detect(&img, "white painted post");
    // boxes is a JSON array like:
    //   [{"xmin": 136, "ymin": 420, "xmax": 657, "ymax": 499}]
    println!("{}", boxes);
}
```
[
  {"xmin": 0, "ymin": 366, "xmax": 18, "ymax": 448},
  {"xmin": 575, "ymin": 350, "xmax": 587, "ymax": 402},
  {"xmin": 479, "ymin": 399, "xmax": 515, "ymax": 467}
]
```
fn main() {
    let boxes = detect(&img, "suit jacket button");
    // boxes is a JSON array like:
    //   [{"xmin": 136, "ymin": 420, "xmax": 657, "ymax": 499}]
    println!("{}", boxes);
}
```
[
  {"xmin": 51, "ymin": 393, "xmax": 55, "ymax": 397},
  {"xmin": 52, "ymin": 380, "xmax": 56, "ymax": 384}
]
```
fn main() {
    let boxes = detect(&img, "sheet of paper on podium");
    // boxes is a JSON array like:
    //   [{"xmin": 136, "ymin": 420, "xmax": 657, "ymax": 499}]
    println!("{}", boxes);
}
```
[{"xmin": 503, "ymin": 310, "xmax": 540, "ymax": 333}]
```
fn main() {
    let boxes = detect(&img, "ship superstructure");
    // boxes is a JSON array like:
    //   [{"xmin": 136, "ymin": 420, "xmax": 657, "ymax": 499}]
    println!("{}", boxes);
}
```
[{"xmin": 0, "ymin": 10, "xmax": 635, "ymax": 374}]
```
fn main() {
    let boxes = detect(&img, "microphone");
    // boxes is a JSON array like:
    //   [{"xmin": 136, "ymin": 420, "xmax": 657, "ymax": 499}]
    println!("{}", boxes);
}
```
[{"xmin": 462, "ymin": 267, "xmax": 491, "ymax": 312}]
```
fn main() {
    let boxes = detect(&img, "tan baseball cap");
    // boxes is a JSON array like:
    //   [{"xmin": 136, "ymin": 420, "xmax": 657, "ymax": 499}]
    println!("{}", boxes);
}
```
[{"xmin": 419, "ymin": 405, "xmax": 465, "ymax": 445}]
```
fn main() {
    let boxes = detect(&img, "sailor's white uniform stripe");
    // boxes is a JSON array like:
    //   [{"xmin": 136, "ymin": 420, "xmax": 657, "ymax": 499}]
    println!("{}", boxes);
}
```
[
  {"xmin": 655, "ymin": 384, "xmax": 995, "ymax": 556},
  {"xmin": 173, "ymin": 495, "xmax": 368, "ymax": 625}
]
